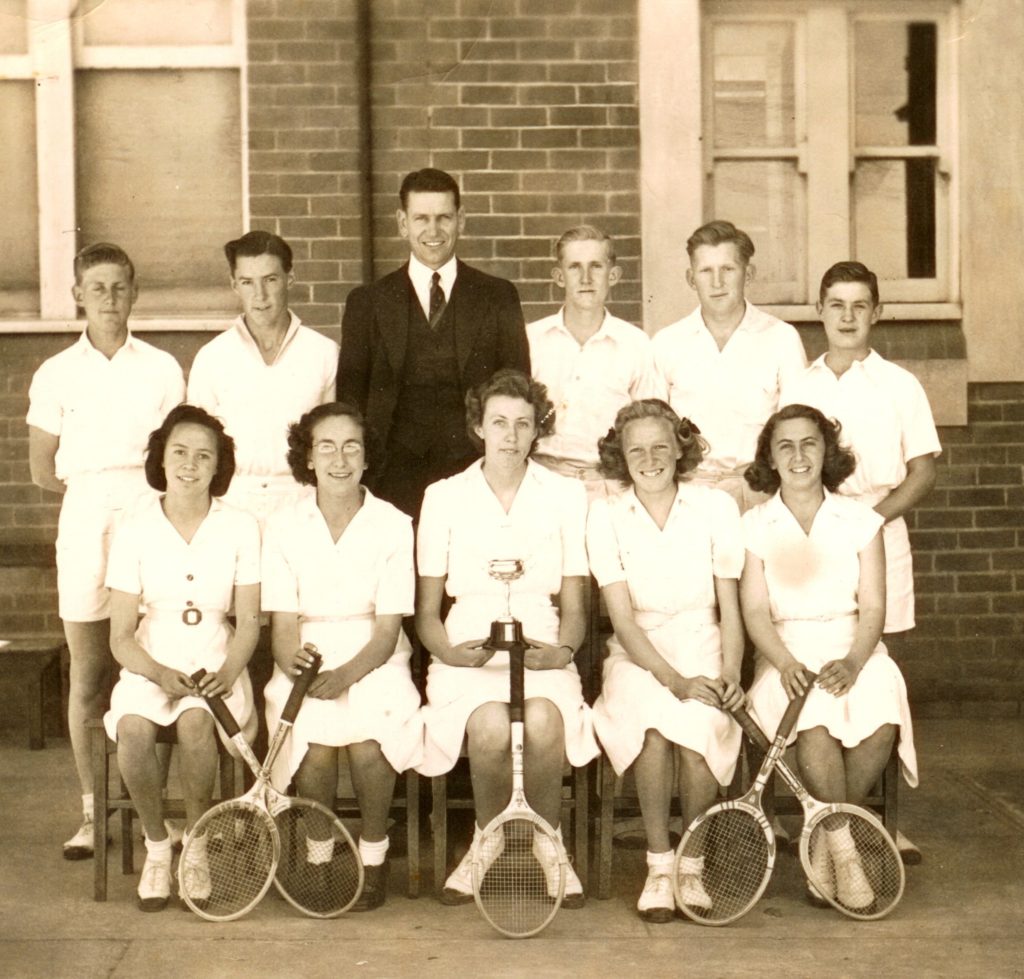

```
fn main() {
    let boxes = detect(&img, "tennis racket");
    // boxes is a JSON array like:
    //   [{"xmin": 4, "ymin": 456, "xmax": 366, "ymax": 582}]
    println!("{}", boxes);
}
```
[
  {"xmin": 269, "ymin": 658, "xmax": 363, "ymax": 919},
  {"xmin": 672, "ymin": 682, "xmax": 813, "ymax": 925},
  {"xmin": 178, "ymin": 650, "xmax": 321, "ymax": 921},
  {"xmin": 471, "ymin": 639, "xmax": 567, "ymax": 938},
  {"xmin": 729, "ymin": 703, "xmax": 905, "ymax": 920}
]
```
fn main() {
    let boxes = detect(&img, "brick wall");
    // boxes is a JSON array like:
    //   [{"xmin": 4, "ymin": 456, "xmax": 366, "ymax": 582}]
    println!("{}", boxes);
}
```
[
  {"xmin": 246, "ymin": 0, "xmax": 363, "ymax": 328},
  {"xmin": 364, "ymin": 0, "xmax": 641, "ymax": 325},
  {"xmin": 901, "ymin": 382, "xmax": 1024, "ymax": 717}
]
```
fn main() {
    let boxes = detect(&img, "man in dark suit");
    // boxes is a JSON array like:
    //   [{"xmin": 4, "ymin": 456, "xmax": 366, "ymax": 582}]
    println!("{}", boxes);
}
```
[{"xmin": 337, "ymin": 168, "xmax": 530, "ymax": 517}]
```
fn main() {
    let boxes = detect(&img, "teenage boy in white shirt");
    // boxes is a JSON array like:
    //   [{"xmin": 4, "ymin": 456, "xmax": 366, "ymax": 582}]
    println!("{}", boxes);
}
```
[
  {"xmin": 528, "ymin": 225, "xmax": 663, "ymax": 500},
  {"xmin": 27, "ymin": 243, "xmax": 185, "ymax": 858},
  {"xmin": 653, "ymin": 220, "xmax": 807, "ymax": 512},
  {"xmin": 781, "ymin": 260, "xmax": 940, "ymax": 862},
  {"xmin": 188, "ymin": 230, "xmax": 338, "ymax": 528}
]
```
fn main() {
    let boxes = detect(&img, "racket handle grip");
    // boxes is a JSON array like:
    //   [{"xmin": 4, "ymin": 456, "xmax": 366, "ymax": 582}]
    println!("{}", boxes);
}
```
[
  {"xmin": 189, "ymin": 668, "xmax": 242, "ymax": 738},
  {"xmin": 730, "ymin": 703, "xmax": 771, "ymax": 752},
  {"xmin": 508, "ymin": 642, "xmax": 524, "ymax": 723},
  {"xmin": 775, "ymin": 671, "xmax": 819, "ymax": 743},
  {"xmin": 280, "ymin": 644, "xmax": 322, "ymax": 724}
]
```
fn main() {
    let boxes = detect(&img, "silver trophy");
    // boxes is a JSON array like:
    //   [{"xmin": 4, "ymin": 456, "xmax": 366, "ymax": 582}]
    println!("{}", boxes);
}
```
[{"xmin": 486, "ymin": 558, "xmax": 525, "ymax": 649}]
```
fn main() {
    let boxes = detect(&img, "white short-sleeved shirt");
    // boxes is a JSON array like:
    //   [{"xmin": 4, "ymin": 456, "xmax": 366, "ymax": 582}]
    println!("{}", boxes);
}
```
[
  {"xmin": 417, "ymin": 459, "xmax": 589, "ymax": 603},
  {"xmin": 187, "ymin": 312, "xmax": 338, "ymax": 479},
  {"xmin": 652, "ymin": 302, "xmax": 807, "ymax": 473},
  {"xmin": 528, "ymin": 309, "xmax": 665, "ymax": 467},
  {"xmin": 587, "ymin": 481, "xmax": 744, "ymax": 613},
  {"xmin": 105, "ymin": 496, "xmax": 260, "ymax": 670},
  {"xmin": 27, "ymin": 332, "xmax": 184, "ymax": 482},
  {"xmin": 780, "ymin": 350, "xmax": 942, "ymax": 502},
  {"xmin": 742, "ymin": 491, "xmax": 883, "ymax": 624},
  {"xmin": 261, "ymin": 490, "xmax": 414, "ymax": 622}
]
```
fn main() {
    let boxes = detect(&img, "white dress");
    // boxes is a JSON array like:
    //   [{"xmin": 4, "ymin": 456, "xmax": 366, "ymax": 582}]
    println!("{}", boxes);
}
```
[
  {"xmin": 416, "ymin": 460, "xmax": 599, "ymax": 776},
  {"xmin": 588, "ymin": 482, "xmax": 744, "ymax": 785},
  {"xmin": 744, "ymin": 492, "xmax": 918, "ymax": 786},
  {"xmin": 261, "ymin": 491, "xmax": 423, "ymax": 790},
  {"xmin": 103, "ymin": 497, "xmax": 260, "ymax": 750}
]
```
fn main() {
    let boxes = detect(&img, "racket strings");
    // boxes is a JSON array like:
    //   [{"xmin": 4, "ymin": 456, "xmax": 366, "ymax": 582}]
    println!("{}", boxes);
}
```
[
  {"xmin": 475, "ymin": 818, "xmax": 562, "ymax": 937},
  {"xmin": 181, "ymin": 802, "xmax": 277, "ymax": 919},
  {"xmin": 806, "ymin": 814, "xmax": 903, "ymax": 919},
  {"xmin": 676, "ymin": 809, "xmax": 772, "ymax": 924},
  {"xmin": 273, "ymin": 805, "xmax": 362, "ymax": 918}
]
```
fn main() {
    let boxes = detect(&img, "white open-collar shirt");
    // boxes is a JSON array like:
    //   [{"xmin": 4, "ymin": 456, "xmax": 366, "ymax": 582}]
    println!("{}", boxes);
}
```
[
  {"xmin": 652, "ymin": 302, "xmax": 807, "ymax": 473},
  {"xmin": 187, "ymin": 312, "xmax": 338, "ymax": 479},
  {"xmin": 528, "ymin": 309, "xmax": 664, "ymax": 467}
]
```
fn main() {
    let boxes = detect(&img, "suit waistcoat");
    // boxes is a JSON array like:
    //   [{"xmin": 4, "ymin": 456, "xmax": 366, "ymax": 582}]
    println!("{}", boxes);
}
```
[{"xmin": 390, "ymin": 289, "xmax": 466, "ymax": 458}]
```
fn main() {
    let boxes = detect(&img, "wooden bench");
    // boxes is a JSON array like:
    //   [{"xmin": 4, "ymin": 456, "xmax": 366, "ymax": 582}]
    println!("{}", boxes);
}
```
[{"xmin": 0, "ymin": 638, "xmax": 65, "ymax": 749}]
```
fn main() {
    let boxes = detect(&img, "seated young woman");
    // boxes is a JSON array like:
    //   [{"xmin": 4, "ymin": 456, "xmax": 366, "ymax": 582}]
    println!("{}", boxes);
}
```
[
  {"xmin": 261, "ymin": 402, "xmax": 423, "ymax": 912},
  {"xmin": 588, "ymin": 399, "xmax": 744, "ymax": 922},
  {"xmin": 105, "ymin": 404, "xmax": 260, "ymax": 911},
  {"xmin": 741, "ymin": 403, "xmax": 917, "ymax": 908},
  {"xmin": 415, "ymin": 368, "xmax": 599, "ymax": 907}
]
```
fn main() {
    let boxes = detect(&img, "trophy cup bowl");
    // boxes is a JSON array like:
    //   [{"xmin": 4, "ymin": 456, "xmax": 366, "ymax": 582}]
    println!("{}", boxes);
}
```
[{"xmin": 486, "ymin": 558, "xmax": 525, "ymax": 650}]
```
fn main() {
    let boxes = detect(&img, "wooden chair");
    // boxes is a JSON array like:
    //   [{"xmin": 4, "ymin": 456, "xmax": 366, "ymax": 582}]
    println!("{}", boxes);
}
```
[{"xmin": 89, "ymin": 718, "xmax": 243, "ymax": 901}]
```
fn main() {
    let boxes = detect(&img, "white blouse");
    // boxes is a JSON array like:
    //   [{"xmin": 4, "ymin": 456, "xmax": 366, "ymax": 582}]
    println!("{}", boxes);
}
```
[
  {"xmin": 417, "ymin": 459, "xmax": 589, "ymax": 602},
  {"xmin": 587, "ymin": 481, "xmax": 744, "ymax": 613},
  {"xmin": 261, "ymin": 489, "xmax": 414, "ymax": 621},
  {"xmin": 742, "ymin": 491, "xmax": 884, "ymax": 623}
]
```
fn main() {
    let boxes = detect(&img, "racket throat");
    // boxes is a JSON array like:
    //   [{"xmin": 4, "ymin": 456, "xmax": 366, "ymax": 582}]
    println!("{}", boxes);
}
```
[{"xmin": 509, "ymin": 720, "xmax": 526, "ymax": 794}]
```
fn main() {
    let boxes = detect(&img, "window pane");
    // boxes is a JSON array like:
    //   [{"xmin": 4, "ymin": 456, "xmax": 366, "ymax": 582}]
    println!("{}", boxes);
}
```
[
  {"xmin": 79, "ymin": 0, "xmax": 233, "ymax": 46},
  {"xmin": 854, "ymin": 159, "xmax": 937, "ymax": 280},
  {"xmin": 75, "ymin": 69, "xmax": 242, "ymax": 315},
  {"xmin": 712, "ymin": 22, "xmax": 796, "ymax": 149},
  {"xmin": 0, "ymin": 0, "xmax": 28, "ymax": 54},
  {"xmin": 0, "ymin": 80, "xmax": 40, "ymax": 315},
  {"xmin": 711, "ymin": 160, "xmax": 802, "ymax": 302},
  {"xmin": 855, "ymin": 21, "xmax": 937, "ymax": 147}
]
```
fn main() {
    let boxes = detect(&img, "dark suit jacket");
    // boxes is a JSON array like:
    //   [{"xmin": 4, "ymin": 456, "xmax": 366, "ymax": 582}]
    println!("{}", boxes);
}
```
[{"xmin": 337, "ymin": 259, "xmax": 530, "ymax": 451}]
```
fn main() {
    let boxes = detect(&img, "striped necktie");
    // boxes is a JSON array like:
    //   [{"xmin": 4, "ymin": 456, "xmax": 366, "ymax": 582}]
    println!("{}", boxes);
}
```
[{"xmin": 428, "ymin": 271, "xmax": 447, "ymax": 330}]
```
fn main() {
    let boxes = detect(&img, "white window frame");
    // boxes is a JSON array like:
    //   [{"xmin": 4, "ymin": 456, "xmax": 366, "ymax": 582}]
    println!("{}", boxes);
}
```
[
  {"xmin": 639, "ymin": 0, "xmax": 960, "ymax": 330},
  {"xmin": 0, "ymin": 0, "xmax": 247, "ymax": 334}
]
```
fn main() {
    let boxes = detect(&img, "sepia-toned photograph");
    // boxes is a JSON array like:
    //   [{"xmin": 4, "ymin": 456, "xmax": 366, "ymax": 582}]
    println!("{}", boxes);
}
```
[{"xmin": 1, "ymin": 1, "xmax": 1022, "ymax": 976}]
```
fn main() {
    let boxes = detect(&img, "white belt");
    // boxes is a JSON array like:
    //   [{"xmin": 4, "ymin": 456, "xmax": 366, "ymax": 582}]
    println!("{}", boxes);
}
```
[{"xmin": 634, "ymin": 607, "xmax": 717, "ymax": 631}]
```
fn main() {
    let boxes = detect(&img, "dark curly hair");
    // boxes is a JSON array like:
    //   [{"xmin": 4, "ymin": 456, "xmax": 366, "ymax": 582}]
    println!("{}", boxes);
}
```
[
  {"xmin": 285, "ymin": 401, "xmax": 382, "ymax": 487},
  {"xmin": 744, "ymin": 404, "xmax": 856, "ymax": 494},
  {"xmin": 597, "ymin": 399, "xmax": 707, "ymax": 484},
  {"xmin": 144, "ymin": 404, "xmax": 235, "ymax": 497},
  {"xmin": 465, "ymin": 368, "xmax": 556, "ymax": 454}
]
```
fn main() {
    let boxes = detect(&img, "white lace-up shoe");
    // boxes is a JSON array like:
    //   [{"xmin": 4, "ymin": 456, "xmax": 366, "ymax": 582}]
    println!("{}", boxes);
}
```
[
  {"xmin": 637, "ymin": 863, "xmax": 674, "ymax": 923},
  {"xmin": 137, "ymin": 846, "xmax": 172, "ymax": 912}
]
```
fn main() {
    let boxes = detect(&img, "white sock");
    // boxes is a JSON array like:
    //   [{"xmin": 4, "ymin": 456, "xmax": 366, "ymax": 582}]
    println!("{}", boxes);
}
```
[
  {"xmin": 144, "ymin": 835, "xmax": 173, "ymax": 858},
  {"xmin": 646, "ymin": 849, "xmax": 674, "ymax": 871},
  {"xmin": 359, "ymin": 836, "xmax": 389, "ymax": 867},
  {"xmin": 307, "ymin": 836, "xmax": 335, "ymax": 865},
  {"xmin": 81, "ymin": 793, "xmax": 94, "ymax": 820}
]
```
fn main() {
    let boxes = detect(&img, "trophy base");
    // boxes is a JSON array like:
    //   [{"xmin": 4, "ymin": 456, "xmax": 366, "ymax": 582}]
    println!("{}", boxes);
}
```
[{"xmin": 488, "ymin": 617, "xmax": 523, "ymax": 650}]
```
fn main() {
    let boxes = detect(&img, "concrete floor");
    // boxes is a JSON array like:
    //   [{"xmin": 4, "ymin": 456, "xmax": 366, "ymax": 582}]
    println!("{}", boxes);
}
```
[{"xmin": 1, "ymin": 718, "xmax": 1022, "ymax": 979}]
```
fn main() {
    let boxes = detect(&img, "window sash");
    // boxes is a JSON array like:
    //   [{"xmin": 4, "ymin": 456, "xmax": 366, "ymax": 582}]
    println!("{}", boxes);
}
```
[
  {"xmin": 0, "ymin": 0, "xmax": 246, "ymax": 331},
  {"xmin": 702, "ymin": 0, "xmax": 958, "ymax": 308}
]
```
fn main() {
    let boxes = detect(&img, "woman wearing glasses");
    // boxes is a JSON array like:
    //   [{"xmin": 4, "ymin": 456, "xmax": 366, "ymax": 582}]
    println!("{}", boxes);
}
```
[{"xmin": 261, "ymin": 402, "xmax": 423, "ymax": 912}]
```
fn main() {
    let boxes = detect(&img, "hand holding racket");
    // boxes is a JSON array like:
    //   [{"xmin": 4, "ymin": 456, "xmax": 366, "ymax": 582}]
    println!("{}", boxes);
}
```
[
  {"xmin": 729, "ymin": 703, "xmax": 904, "ymax": 920},
  {"xmin": 672, "ymin": 680, "xmax": 814, "ymax": 925},
  {"xmin": 471, "ymin": 638, "xmax": 567, "ymax": 938},
  {"xmin": 178, "ymin": 648, "xmax": 326, "ymax": 920}
]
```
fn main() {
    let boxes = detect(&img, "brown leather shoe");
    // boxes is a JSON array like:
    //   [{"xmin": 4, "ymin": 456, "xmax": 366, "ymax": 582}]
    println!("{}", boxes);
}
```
[{"xmin": 350, "ymin": 860, "xmax": 388, "ymax": 912}]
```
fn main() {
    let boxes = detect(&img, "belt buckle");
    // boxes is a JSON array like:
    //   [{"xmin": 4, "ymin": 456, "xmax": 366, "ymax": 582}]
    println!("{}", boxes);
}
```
[{"xmin": 182, "ymin": 608, "xmax": 203, "ymax": 626}]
